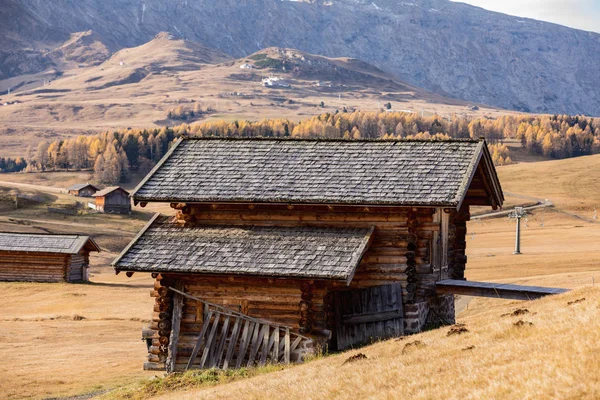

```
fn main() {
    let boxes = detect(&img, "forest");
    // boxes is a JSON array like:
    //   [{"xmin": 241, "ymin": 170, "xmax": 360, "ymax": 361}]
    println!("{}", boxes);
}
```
[{"xmin": 12, "ymin": 112, "xmax": 600, "ymax": 184}]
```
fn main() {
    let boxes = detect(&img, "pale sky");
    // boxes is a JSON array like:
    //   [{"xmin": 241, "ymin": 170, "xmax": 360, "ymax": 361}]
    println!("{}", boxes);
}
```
[{"xmin": 451, "ymin": 0, "xmax": 600, "ymax": 33}]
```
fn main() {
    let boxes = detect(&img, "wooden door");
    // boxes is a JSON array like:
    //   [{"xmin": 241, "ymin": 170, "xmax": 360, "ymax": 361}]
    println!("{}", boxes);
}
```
[{"xmin": 333, "ymin": 283, "xmax": 404, "ymax": 350}]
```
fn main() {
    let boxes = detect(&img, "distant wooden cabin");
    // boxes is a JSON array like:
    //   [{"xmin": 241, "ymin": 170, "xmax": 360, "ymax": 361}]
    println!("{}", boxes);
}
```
[
  {"xmin": 93, "ymin": 187, "xmax": 131, "ymax": 214},
  {"xmin": 0, "ymin": 232, "xmax": 100, "ymax": 282},
  {"xmin": 113, "ymin": 137, "xmax": 503, "ymax": 372},
  {"xmin": 67, "ymin": 183, "xmax": 100, "ymax": 197}
]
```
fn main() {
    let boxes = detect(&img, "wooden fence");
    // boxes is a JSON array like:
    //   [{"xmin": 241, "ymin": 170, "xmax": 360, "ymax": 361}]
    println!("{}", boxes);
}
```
[{"xmin": 167, "ymin": 286, "xmax": 313, "ymax": 373}]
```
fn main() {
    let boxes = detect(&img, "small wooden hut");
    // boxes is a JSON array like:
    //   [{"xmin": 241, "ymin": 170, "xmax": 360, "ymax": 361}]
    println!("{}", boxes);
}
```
[
  {"xmin": 93, "ymin": 187, "xmax": 131, "ymax": 214},
  {"xmin": 113, "ymin": 137, "xmax": 503, "ymax": 371},
  {"xmin": 67, "ymin": 183, "xmax": 100, "ymax": 197},
  {"xmin": 0, "ymin": 232, "xmax": 100, "ymax": 282}
]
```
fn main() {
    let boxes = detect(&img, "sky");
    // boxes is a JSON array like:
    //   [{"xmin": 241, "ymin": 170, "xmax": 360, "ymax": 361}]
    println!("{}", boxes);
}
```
[{"xmin": 451, "ymin": 0, "xmax": 600, "ymax": 33}]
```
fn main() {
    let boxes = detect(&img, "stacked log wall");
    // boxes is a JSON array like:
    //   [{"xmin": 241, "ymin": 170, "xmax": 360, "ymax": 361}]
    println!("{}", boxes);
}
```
[
  {"xmin": 179, "ymin": 204, "xmax": 439, "ymax": 305},
  {"xmin": 448, "ymin": 206, "xmax": 470, "ymax": 280},
  {"xmin": 0, "ymin": 252, "xmax": 70, "ymax": 282},
  {"xmin": 67, "ymin": 252, "xmax": 87, "ymax": 282},
  {"xmin": 146, "ymin": 275, "xmax": 172, "ymax": 370},
  {"xmin": 145, "ymin": 273, "xmax": 327, "ymax": 370},
  {"xmin": 142, "ymin": 203, "xmax": 468, "ymax": 365}
]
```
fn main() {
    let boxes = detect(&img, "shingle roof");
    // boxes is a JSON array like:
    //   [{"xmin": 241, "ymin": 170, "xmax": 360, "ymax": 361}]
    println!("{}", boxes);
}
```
[
  {"xmin": 0, "ymin": 232, "xmax": 100, "ymax": 254},
  {"xmin": 133, "ymin": 137, "xmax": 493, "ymax": 207},
  {"xmin": 66, "ymin": 183, "xmax": 98, "ymax": 191},
  {"xmin": 113, "ymin": 214, "xmax": 373, "ymax": 282},
  {"xmin": 93, "ymin": 186, "xmax": 129, "ymax": 197}
]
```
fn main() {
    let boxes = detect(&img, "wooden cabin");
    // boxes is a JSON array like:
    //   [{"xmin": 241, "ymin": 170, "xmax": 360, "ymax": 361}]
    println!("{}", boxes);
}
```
[
  {"xmin": 67, "ymin": 183, "xmax": 100, "ymax": 197},
  {"xmin": 0, "ymin": 232, "xmax": 100, "ymax": 282},
  {"xmin": 113, "ymin": 137, "xmax": 503, "ymax": 372},
  {"xmin": 93, "ymin": 187, "xmax": 131, "ymax": 214}
]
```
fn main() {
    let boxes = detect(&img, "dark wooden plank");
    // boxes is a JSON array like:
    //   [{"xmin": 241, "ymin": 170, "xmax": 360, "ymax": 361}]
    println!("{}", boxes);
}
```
[
  {"xmin": 199, "ymin": 312, "xmax": 221, "ymax": 369},
  {"xmin": 211, "ymin": 315, "xmax": 231, "ymax": 368},
  {"xmin": 248, "ymin": 324, "xmax": 269, "ymax": 367},
  {"xmin": 395, "ymin": 282, "xmax": 404, "ymax": 335},
  {"xmin": 342, "ymin": 309, "xmax": 402, "ymax": 325},
  {"xmin": 166, "ymin": 281, "xmax": 184, "ymax": 373},
  {"xmin": 259, "ymin": 326, "xmax": 275, "ymax": 366},
  {"xmin": 284, "ymin": 328, "xmax": 290, "ymax": 364},
  {"xmin": 235, "ymin": 320, "xmax": 253, "ymax": 369},
  {"xmin": 186, "ymin": 310, "xmax": 214, "ymax": 370},
  {"xmin": 290, "ymin": 335, "xmax": 303, "ymax": 354},
  {"xmin": 273, "ymin": 327, "xmax": 280, "ymax": 363},
  {"xmin": 223, "ymin": 317, "xmax": 242, "ymax": 370}
]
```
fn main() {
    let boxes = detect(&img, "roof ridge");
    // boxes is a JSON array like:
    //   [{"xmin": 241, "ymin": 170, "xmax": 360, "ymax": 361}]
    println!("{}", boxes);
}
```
[
  {"xmin": 180, "ymin": 136, "xmax": 482, "ymax": 143},
  {"xmin": 0, "ymin": 231, "xmax": 84, "ymax": 237}
]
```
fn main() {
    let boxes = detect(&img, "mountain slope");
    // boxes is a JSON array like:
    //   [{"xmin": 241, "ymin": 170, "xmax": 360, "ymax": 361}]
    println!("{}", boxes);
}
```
[
  {"xmin": 1, "ymin": 38, "xmax": 505, "ymax": 157},
  {"xmin": 2, "ymin": 0, "xmax": 600, "ymax": 115}
]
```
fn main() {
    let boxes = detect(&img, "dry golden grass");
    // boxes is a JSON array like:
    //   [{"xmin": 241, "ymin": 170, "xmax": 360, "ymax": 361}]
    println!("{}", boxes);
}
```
[
  {"xmin": 0, "ymin": 170, "xmax": 94, "ymax": 189},
  {"xmin": 154, "ymin": 285, "xmax": 600, "ymax": 400},
  {"xmin": 0, "ymin": 272, "xmax": 156, "ymax": 400},
  {"xmin": 496, "ymin": 153, "xmax": 600, "ymax": 214}
]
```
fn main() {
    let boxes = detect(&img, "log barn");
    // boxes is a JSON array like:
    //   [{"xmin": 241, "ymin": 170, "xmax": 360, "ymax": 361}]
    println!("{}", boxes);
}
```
[
  {"xmin": 113, "ymin": 137, "xmax": 503, "ymax": 372},
  {"xmin": 93, "ymin": 186, "xmax": 132, "ymax": 214},
  {"xmin": 66, "ymin": 183, "xmax": 100, "ymax": 197},
  {"xmin": 0, "ymin": 232, "xmax": 100, "ymax": 282}
]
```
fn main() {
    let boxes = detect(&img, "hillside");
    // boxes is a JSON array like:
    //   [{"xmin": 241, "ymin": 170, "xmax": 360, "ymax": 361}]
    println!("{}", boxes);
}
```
[
  {"xmin": 142, "ymin": 286, "xmax": 600, "ymax": 400},
  {"xmin": 0, "ymin": 39, "xmax": 505, "ymax": 158},
  {"xmin": 2, "ymin": 0, "xmax": 600, "ymax": 115}
]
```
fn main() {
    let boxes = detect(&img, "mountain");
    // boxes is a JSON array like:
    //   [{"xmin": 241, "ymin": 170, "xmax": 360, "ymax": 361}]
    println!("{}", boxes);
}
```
[
  {"xmin": 2, "ymin": 0, "xmax": 600, "ymax": 115},
  {"xmin": 0, "ymin": 37, "xmax": 501, "ymax": 158},
  {"xmin": 49, "ymin": 31, "xmax": 111, "ymax": 68}
]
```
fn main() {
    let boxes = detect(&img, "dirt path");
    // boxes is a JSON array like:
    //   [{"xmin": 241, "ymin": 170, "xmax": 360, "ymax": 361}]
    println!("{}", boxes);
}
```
[
  {"xmin": 0, "ymin": 215, "xmax": 136, "ymax": 236},
  {"xmin": 0, "ymin": 180, "xmax": 66, "ymax": 194}
]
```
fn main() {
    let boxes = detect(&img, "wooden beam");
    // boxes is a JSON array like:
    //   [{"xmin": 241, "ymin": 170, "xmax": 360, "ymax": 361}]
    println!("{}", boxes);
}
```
[
  {"xmin": 165, "ymin": 281, "xmax": 184, "ymax": 373},
  {"xmin": 436, "ymin": 279, "xmax": 569, "ymax": 300},
  {"xmin": 186, "ymin": 310, "xmax": 214, "ymax": 370},
  {"xmin": 223, "ymin": 317, "xmax": 242, "ymax": 369},
  {"xmin": 199, "ymin": 312, "xmax": 221, "ymax": 369}
]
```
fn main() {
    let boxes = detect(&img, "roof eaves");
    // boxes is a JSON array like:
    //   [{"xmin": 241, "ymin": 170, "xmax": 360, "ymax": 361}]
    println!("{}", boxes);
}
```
[
  {"xmin": 454, "ymin": 139, "xmax": 485, "ymax": 211},
  {"xmin": 84, "ymin": 237, "xmax": 102, "ymax": 253},
  {"xmin": 480, "ymin": 142, "xmax": 505, "ymax": 208},
  {"xmin": 112, "ymin": 213, "xmax": 162, "ymax": 268},
  {"xmin": 129, "ymin": 197, "xmax": 458, "ymax": 207},
  {"xmin": 69, "ymin": 236, "xmax": 101, "ymax": 254},
  {"xmin": 131, "ymin": 137, "xmax": 184, "ymax": 202},
  {"xmin": 345, "ymin": 225, "xmax": 376, "ymax": 286}
]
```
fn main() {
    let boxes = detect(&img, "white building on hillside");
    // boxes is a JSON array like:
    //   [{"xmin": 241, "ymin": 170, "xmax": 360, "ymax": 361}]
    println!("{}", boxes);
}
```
[{"xmin": 262, "ymin": 76, "xmax": 290, "ymax": 88}]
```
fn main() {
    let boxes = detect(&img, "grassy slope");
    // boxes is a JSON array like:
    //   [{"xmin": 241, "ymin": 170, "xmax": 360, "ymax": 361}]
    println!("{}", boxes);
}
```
[
  {"xmin": 496, "ymin": 153, "xmax": 600, "ymax": 214},
  {"xmin": 0, "ymin": 40, "xmax": 509, "ymax": 158},
  {"xmin": 154, "ymin": 286, "xmax": 600, "ymax": 400}
]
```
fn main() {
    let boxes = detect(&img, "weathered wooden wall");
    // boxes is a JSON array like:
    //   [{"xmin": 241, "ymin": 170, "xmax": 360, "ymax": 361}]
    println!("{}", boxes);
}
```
[
  {"xmin": 146, "ymin": 274, "xmax": 325, "ymax": 370},
  {"xmin": 0, "ymin": 249, "xmax": 91, "ymax": 283},
  {"xmin": 143, "ymin": 203, "xmax": 471, "ymax": 369},
  {"xmin": 177, "ymin": 204, "xmax": 441, "ymax": 304},
  {"xmin": 448, "ymin": 206, "xmax": 470, "ymax": 280},
  {"xmin": 0, "ymin": 251, "xmax": 70, "ymax": 282},
  {"xmin": 67, "ymin": 250, "xmax": 90, "ymax": 282},
  {"xmin": 98, "ymin": 190, "xmax": 131, "ymax": 214}
]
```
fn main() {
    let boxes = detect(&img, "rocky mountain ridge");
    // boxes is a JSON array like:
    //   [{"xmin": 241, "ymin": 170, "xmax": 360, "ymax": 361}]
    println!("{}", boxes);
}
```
[{"xmin": 2, "ymin": 0, "xmax": 600, "ymax": 115}]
